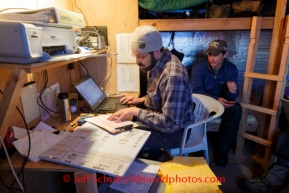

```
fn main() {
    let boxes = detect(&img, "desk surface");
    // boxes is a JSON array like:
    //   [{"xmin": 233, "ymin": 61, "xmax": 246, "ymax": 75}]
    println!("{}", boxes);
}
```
[{"xmin": 0, "ymin": 151, "xmax": 78, "ymax": 172}]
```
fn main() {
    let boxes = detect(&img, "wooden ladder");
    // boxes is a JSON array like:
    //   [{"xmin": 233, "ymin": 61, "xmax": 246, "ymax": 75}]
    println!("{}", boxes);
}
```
[{"xmin": 235, "ymin": 15, "xmax": 289, "ymax": 168}]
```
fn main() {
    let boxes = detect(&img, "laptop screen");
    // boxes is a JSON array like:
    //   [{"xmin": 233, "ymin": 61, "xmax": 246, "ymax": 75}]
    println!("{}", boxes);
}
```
[{"xmin": 73, "ymin": 76, "xmax": 106, "ymax": 111}]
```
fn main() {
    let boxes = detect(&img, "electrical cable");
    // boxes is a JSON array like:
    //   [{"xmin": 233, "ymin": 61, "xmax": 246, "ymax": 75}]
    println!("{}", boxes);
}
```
[
  {"xmin": 76, "ymin": 31, "xmax": 90, "ymax": 46},
  {"xmin": 36, "ymin": 70, "xmax": 61, "ymax": 119},
  {"xmin": 0, "ymin": 137, "xmax": 24, "ymax": 192},
  {"xmin": 69, "ymin": 68, "xmax": 73, "ymax": 93},
  {"xmin": 10, "ymin": 107, "xmax": 30, "ymax": 192},
  {"xmin": 39, "ymin": 71, "xmax": 58, "ymax": 112},
  {"xmin": 75, "ymin": 0, "xmax": 90, "ymax": 26},
  {"xmin": 91, "ymin": 26, "xmax": 110, "ymax": 47},
  {"xmin": 78, "ymin": 61, "xmax": 89, "ymax": 76},
  {"xmin": 76, "ymin": 28, "xmax": 110, "ymax": 49},
  {"xmin": 0, "ymin": 174, "xmax": 13, "ymax": 193},
  {"xmin": 0, "ymin": 90, "xmax": 31, "ymax": 191},
  {"xmin": 99, "ymin": 46, "xmax": 113, "ymax": 88}
]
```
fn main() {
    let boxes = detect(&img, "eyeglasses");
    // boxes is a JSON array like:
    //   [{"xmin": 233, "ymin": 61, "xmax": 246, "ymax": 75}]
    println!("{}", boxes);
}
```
[{"xmin": 131, "ymin": 53, "xmax": 149, "ymax": 60}]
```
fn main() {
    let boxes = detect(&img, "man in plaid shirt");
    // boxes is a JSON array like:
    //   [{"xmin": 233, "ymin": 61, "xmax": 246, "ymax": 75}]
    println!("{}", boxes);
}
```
[{"xmin": 108, "ymin": 25, "xmax": 194, "ymax": 150}]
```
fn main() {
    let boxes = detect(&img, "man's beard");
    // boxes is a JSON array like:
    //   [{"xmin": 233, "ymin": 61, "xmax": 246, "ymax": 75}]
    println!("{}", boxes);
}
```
[{"xmin": 138, "ymin": 53, "xmax": 157, "ymax": 73}]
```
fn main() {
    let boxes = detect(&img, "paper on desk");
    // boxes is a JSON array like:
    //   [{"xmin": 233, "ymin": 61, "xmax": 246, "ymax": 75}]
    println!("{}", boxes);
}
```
[
  {"xmin": 85, "ymin": 114, "xmax": 138, "ymax": 134},
  {"xmin": 37, "ymin": 82, "xmax": 60, "ymax": 121},
  {"xmin": 49, "ymin": 53, "xmax": 92, "ymax": 61},
  {"xmin": 158, "ymin": 157, "xmax": 221, "ymax": 193},
  {"xmin": 172, "ymin": 156, "xmax": 219, "ymax": 181},
  {"xmin": 12, "ymin": 126, "xmax": 32, "ymax": 139},
  {"xmin": 110, "ymin": 161, "xmax": 160, "ymax": 193},
  {"xmin": 12, "ymin": 130, "xmax": 63, "ymax": 162},
  {"xmin": 12, "ymin": 126, "xmax": 63, "ymax": 162},
  {"xmin": 20, "ymin": 82, "xmax": 40, "ymax": 123},
  {"xmin": 11, "ymin": 121, "xmax": 55, "ymax": 140},
  {"xmin": 33, "ymin": 121, "xmax": 57, "ymax": 132}
]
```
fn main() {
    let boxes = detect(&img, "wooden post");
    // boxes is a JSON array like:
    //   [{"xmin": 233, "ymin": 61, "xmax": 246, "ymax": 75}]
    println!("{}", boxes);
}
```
[{"xmin": 0, "ymin": 69, "xmax": 27, "ymax": 147}]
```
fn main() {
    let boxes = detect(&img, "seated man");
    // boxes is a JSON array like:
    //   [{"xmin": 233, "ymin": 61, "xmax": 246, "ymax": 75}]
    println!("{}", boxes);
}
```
[
  {"xmin": 108, "ymin": 25, "xmax": 194, "ymax": 151},
  {"xmin": 191, "ymin": 39, "xmax": 242, "ymax": 167}
]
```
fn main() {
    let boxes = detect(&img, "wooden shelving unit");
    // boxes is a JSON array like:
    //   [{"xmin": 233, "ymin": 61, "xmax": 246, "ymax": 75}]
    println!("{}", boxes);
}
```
[
  {"xmin": 0, "ymin": 49, "xmax": 107, "ymax": 145},
  {"xmin": 139, "ymin": 17, "xmax": 274, "ymax": 31}
]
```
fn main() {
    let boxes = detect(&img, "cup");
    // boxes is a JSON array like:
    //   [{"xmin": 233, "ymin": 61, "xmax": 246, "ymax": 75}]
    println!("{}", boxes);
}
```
[{"xmin": 58, "ymin": 92, "xmax": 71, "ymax": 122}]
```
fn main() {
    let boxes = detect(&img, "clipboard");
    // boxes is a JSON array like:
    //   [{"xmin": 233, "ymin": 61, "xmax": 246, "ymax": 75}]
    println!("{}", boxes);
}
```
[
  {"xmin": 84, "ymin": 114, "xmax": 137, "ymax": 134},
  {"xmin": 90, "ymin": 123, "xmax": 134, "ymax": 135}
]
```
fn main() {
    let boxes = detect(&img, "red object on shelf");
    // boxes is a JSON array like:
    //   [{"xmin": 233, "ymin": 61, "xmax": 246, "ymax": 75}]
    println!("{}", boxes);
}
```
[{"xmin": 3, "ymin": 126, "xmax": 15, "ymax": 149}]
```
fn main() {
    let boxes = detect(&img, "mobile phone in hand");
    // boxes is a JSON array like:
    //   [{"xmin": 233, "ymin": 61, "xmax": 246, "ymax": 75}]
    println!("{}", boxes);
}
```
[{"xmin": 226, "ymin": 101, "xmax": 235, "ymax": 104}]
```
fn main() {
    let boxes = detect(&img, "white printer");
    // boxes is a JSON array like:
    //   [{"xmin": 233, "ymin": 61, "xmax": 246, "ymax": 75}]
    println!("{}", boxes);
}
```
[{"xmin": 0, "ymin": 20, "xmax": 77, "ymax": 64}]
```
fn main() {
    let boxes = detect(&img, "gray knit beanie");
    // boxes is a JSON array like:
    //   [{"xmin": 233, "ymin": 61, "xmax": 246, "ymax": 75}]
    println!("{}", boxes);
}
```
[{"xmin": 131, "ymin": 25, "xmax": 162, "ymax": 53}]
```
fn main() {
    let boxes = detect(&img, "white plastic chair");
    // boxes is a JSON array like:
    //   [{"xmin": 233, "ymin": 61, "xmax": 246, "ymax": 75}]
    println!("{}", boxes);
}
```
[{"xmin": 166, "ymin": 94, "xmax": 224, "ymax": 164}]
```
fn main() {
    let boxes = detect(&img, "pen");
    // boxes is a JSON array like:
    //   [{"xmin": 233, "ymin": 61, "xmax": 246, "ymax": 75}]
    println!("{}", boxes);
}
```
[{"xmin": 115, "ymin": 124, "xmax": 133, "ymax": 131}]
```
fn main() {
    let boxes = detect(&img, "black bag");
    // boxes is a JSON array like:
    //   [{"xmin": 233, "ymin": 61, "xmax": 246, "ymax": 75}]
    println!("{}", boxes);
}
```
[{"xmin": 238, "ymin": 132, "xmax": 289, "ymax": 193}]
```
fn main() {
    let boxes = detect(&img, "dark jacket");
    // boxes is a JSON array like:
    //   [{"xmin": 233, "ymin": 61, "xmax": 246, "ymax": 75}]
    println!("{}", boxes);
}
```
[{"xmin": 191, "ymin": 58, "xmax": 238, "ymax": 101}]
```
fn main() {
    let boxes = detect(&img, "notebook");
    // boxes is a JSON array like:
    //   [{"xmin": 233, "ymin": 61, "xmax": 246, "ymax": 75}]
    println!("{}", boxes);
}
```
[
  {"xmin": 72, "ymin": 76, "xmax": 128, "ymax": 113},
  {"xmin": 281, "ymin": 98, "xmax": 289, "ymax": 121}
]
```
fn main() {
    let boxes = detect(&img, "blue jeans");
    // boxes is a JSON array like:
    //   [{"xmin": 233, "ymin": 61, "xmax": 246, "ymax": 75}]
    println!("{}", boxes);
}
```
[
  {"xmin": 217, "ymin": 102, "xmax": 242, "ymax": 152},
  {"xmin": 136, "ymin": 122, "xmax": 184, "ymax": 149}
]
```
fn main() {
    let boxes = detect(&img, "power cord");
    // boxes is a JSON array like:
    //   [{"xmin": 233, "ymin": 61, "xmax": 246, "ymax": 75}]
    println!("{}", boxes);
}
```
[
  {"xmin": 99, "ymin": 46, "xmax": 112, "ymax": 88},
  {"xmin": 78, "ymin": 61, "xmax": 89, "ymax": 76},
  {"xmin": 0, "ymin": 89, "xmax": 30, "ymax": 193},
  {"xmin": 75, "ymin": 0, "xmax": 90, "ymax": 26},
  {"xmin": 37, "ymin": 70, "xmax": 61, "ymax": 119},
  {"xmin": 0, "ymin": 137, "xmax": 24, "ymax": 193}
]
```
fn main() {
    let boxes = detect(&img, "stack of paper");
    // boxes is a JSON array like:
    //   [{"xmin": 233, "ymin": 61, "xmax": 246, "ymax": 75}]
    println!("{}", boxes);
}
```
[
  {"xmin": 0, "ymin": 10, "xmax": 56, "ymax": 23},
  {"xmin": 110, "ymin": 161, "xmax": 160, "ymax": 193},
  {"xmin": 0, "ymin": 7, "xmax": 85, "ymax": 28},
  {"xmin": 158, "ymin": 156, "xmax": 222, "ymax": 193},
  {"xmin": 85, "ymin": 114, "xmax": 138, "ymax": 134},
  {"xmin": 12, "ymin": 122, "xmax": 62, "ymax": 162}
]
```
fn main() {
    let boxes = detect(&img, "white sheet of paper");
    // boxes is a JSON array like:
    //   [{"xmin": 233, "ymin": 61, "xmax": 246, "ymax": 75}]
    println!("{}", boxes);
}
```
[
  {"xmin": 50, "ymin": 53, "xmax": 117, "ymax": 61},
  {"xmin": 110, "ymin": 161, "xmax": 160, "ymax": 193},
  {"xmin": 12, "ymin": 126, "xmax": 32, "ymax": 139},
  {"xmin": 12, "ymin": 130, "xmax": 63, "ymax": 162},
  {"xmin": 33, "ymin": 121, "xmax": 57, "ymax": 132},
  {"xmin": 116, "ymin": 33, "xmax": 135, "ymax": 63},
  {"xmin": 117, "ymin": 63, "xmax": 140, "ymax": 92},
  {"xmin": 85, "ymin": 114, "xmax": 138, "ymax": 133},
  {"xmin": 20, "ymin": 82, "xmax": 40, "ymax": 123},
  {"xmin": 37, "ymin": 82, "xmax": 60, "ymax": 121}
]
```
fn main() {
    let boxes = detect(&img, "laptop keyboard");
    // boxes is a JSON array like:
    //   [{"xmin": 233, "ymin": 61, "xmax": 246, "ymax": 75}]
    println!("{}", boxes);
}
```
[{"xmin": 98, "ymin": 98, "xmax": 119, "ymax": 111}]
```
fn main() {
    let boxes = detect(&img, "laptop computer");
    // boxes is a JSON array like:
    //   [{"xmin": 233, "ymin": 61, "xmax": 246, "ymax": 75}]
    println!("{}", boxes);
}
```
[{"xmin": 72, "ymin": 76, "xmax": 128, "ymax": 113}]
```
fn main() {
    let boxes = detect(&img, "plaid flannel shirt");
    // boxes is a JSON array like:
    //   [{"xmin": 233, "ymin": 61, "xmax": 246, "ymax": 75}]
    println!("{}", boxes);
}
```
[{"xmin": 137, "ymin": 50, "xmax": 194, "ymax": 133}]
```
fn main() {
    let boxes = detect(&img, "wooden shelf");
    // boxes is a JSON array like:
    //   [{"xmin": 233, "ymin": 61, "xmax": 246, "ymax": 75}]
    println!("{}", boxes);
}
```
[
  {"xmin": 0, "ymin": 48, "xmax": 107, "ymax": 73},
  {"xmin": 139, "ymin": 17, "xmax": 275, "ymax": 31}
]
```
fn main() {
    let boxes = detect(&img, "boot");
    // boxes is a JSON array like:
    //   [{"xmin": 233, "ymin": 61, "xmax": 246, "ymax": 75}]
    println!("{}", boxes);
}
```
[
  {"xmin": 214, "ymin": 151, "xmax": 228, "ymax": 167},
  {"xmin": 238, "ymin": 154, "xmax": 289, "ymax": 193}
]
